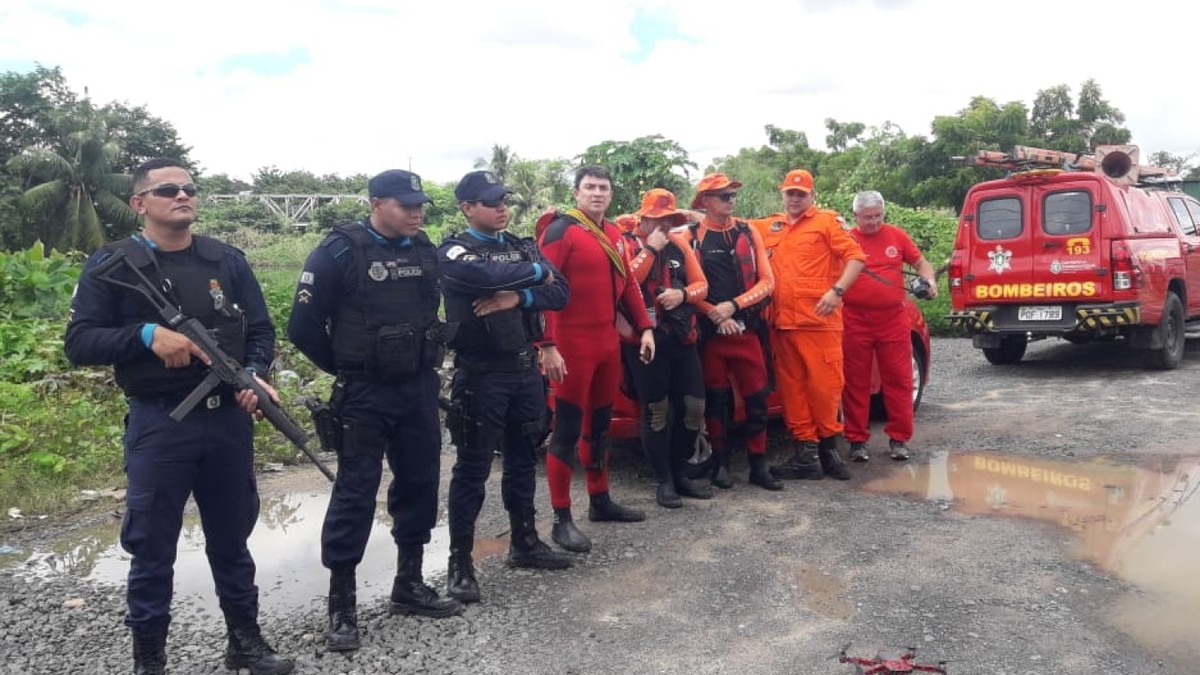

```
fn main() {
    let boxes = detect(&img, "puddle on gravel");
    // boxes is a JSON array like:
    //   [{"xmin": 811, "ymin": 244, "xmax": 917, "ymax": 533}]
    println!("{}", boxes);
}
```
[
  {"xmin": 857, "ymin": 450, "xmax": 1200, "ymax": 658},
  {"xmin": 0, "ymin": 492, "xmax": 511, "ymax": 617},
  {"xmin": 794, "ymin": 562, "xmax": 853, "ymax": 620}
]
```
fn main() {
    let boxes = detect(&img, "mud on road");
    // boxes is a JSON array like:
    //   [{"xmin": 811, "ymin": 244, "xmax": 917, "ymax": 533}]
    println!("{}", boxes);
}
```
[{"xmin": 2, "ymin": 336, "xmax": 1198, "ymax": 674}]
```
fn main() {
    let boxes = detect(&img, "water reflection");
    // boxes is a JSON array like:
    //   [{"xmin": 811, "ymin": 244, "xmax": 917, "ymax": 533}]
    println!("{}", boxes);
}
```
[{"xmin": 2, "ymin": 493, "xmax": 510, "ymax": 617}]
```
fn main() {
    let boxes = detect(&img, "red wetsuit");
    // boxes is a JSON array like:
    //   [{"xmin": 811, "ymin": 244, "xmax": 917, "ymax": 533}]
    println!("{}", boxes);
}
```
[
  {"xmin": 538, "ymin": 212, "xmax": 653, "ymax": 508},
  {"xmin": 842, "ymin": 224, "xmax": 922, "ymax": 444}
]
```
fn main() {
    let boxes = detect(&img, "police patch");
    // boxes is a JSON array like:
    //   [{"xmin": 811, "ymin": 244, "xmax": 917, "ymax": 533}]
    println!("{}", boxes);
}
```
[
  {"xmin": 393, "ymin": 266, "xmax": 423, "ymax": 278},
  {"xmin": 445, "ymin": 245, "xmax": 468, "ymax": 260},
  {"xmin": 368, "ymin": 261, "xmax": 389, "ymax": 281},
  {"xmin": 770, "ymin": 221, "xmax": 783, "ymax": 232},
  {"xmin": 411, "ymin": 175, "xmax": 421, "ymax": 191},
  {"xmin": 297, "ymin": 289, "xmax": 313, "ymax": 304},
  {"xmin": 300, "ymin": 271, "xmax": 314, "ymax": 284}
]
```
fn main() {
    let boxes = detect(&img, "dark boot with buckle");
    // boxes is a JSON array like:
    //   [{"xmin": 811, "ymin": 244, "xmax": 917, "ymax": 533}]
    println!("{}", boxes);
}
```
[
  {"xmin": 389, "ymin": 545, "xmax": 464, "ymax": 618},
  {"xmin": 446, "ymin": 536, "xmax": 480, "ymax": 604},
  {"xmin": 655, "ymin": 480, "xmax": 682, "ymax": 508},
  {"xmin": 508, "ymin": 512, "xmax": 573, "ymax": 569},
  {"xmin": 223, "ymin": 619, "xmax": 294, "ymax": 675},
  {"xmin": 818, "ymin": 436, "xmax": 851, "ymax": 480},
  {"xmin": 551, "ymin": 507, "xmax": 592, "ymax": 552},
  {"xmin": 326, "ymin": 566, "xmax": 360, "ymax": 652},
  {"xmin": 747, "ymin": 453, "xmax": 783, "ymax": 490},
  {"xmin": 132, "ymin": 627, "xmax": 167, "ymax": 675},
  {"xmin": 710, "ymin": 450, "xmax": 733, "ymax": 489},
  {"xmin": 770, "ymin": 440, "xmax": 824, "ymax": 480},
  {"xmin": 588, "ymin": 491, "xmax": 646, "ymax": 522}
]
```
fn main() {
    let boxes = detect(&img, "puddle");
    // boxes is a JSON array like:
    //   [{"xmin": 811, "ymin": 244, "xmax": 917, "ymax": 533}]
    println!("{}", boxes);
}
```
[
  {"xmin": 794, "ymin": 562, "xmax": 853, "ymax": 620},
  {"xmin": 0, "ymin": 492, "xmax": 511, "ymax": 617},
  {"xmin": 858, "ymin": 450, "xmax": 1200, "ymax": 657}
]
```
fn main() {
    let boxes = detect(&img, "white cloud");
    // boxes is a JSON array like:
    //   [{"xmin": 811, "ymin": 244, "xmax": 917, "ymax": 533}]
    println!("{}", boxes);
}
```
[{"xmin": 3, "ymin": 0, "xmax": 1198, "ymax": 188}]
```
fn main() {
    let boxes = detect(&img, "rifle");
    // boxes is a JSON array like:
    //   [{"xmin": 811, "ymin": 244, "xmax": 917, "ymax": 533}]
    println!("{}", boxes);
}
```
[{"xmin": 92, "ymin": 249, "xmax": 336, "ymax": 482}]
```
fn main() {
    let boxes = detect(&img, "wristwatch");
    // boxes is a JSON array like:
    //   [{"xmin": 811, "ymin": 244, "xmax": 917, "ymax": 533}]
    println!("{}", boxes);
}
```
[{"xmin": 830, "ymin": 286, "xmax": 845, "ymax": 297}]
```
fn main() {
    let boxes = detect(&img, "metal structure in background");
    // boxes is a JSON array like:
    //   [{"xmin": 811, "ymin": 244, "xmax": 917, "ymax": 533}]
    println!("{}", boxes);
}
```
[{"xmin": 205, "ymin": 194, "xmax": 369, "ymax": 224}]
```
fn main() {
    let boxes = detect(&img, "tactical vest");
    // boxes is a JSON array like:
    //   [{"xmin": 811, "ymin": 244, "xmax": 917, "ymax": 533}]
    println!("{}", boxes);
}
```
[
  {"xmin": 107, "ymin": 235, "xmax": 246, "ymax": 398},
  {"xmin": 327, "ymin": 222, "xmax": 442, "ymax": 379},
  {"xmin": 622, "ymin": 231, "xmax": 697, "ymax": 342},
  {"xmin": 443, "ymin": 231, "xmax": 545, "ymax": 357}
]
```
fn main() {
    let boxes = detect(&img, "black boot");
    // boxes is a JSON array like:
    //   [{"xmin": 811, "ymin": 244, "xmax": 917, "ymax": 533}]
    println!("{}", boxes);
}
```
[
  {"xmin": 818, "ymin": 436, "xmax": 851, "ymax": 480},
  {"xmin": 326, "ymin": 566, "xmax": 360, "ymax": 652},
  {"xmin": 508, "ymin": 513, "xmax": 573, "ymax": 569},
  {"xmin": 223, "ymin": 621, "xmax": 294, "ymax": 675},
  {"xmin": 674, "ymin": 474, "xmax": 714, "ymax": 500},
  {"xmin": 551, "ymin": 508, "xmax": 592, "ymax": 552},
  {"xmin": 656, "ymin": 481, "xmax": 682, "ymax": 508},
  {"xmin": 747, "ymin": 453, "xmax": 783, "ymax": 491},
  {"xmin": 770, "ymin": 440, "xmax": 824, "ymax": 480},
  {"xmin": 588, "ymin": 491, "xmax": 646, "ymax": 522},
  {"xmin": 389, "ymin": 545, "xmax": 464, "ymax": 618},
  {"xmin": 710, "ymin": 451, "xmax": 733, "ymax": 489},
  {"xmin": 446, "ymin": 536, "xmax": 480, "ymax": 604},
  {"xmin": 132, "ymin": 627, "xmax": 167, "ymax": 675}
]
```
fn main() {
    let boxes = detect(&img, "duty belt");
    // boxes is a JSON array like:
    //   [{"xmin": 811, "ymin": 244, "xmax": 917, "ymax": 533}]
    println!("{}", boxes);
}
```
[
  {"xmin": 455, "ymin": 350, "xmax": 539, "ymax": 374},
  {"xmin": 131, "ymin": 391, "xmax": 236, "ymax": 411}
]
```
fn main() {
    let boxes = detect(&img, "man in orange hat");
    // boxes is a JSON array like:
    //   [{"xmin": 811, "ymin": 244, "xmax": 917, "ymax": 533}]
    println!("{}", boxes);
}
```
[
  {"xmin": 615, "ymin": 189, "xmax": 713, "ymax": 507},
  {"xmin": 684, "ymin": 173, "xmax": 781, "ymax": 491},
  {"xmin": 535, "ymin": 165, "xmax": 655, "ymax": 553},
  {"xmin": 749, "ymin": 169, "xmax": 865, "ymax": 481}
]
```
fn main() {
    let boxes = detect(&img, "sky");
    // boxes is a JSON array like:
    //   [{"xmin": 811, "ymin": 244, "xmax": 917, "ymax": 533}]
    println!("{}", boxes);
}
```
[{"xmin": 2, "ymin": 0, "xmax": 1196, "ymax": 187}]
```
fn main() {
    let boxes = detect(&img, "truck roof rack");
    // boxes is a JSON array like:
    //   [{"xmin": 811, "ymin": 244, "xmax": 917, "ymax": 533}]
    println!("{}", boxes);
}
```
[{"xmin": 951, "ymin": 144, "xmax": 1179, "ymax": 188}]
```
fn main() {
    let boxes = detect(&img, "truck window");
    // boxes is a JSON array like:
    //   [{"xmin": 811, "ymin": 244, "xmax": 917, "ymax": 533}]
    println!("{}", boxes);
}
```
[
  {"xmin": 1166, "ymin": 197, "xmax": 1195, "ymax": 236},
  {"xmin": 1183, "ymin": 199, "xmax": 1200, "ymax": 237},
  {"xmin": 977, "ymin": 197, "xmax": 1022, "ymax": 240},
  {"xmin": 1042, "ymin": 190, "xmax": 1092, "ymax": 235}
]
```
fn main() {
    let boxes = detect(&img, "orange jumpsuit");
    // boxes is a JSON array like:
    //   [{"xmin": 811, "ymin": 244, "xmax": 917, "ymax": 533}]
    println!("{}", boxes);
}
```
[{"xmin": 750, "ymin": 208, "xmax": 865, "ymax": 443}]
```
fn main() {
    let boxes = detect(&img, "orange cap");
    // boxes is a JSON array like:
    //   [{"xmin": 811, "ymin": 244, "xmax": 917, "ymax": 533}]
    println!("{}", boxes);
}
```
[
  {"xmin": 691, "ymin": 173, "xmax": 743, "ymax": 208},
  {"xmin": 779, "ymin": 169, "xmax": 814, "ymax": 193}
]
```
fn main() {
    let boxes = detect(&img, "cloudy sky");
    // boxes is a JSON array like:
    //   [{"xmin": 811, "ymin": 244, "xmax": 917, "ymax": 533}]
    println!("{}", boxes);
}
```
[{"xmin": 1, "ymin": 0, "xmax": 1194, "ymax": 186}]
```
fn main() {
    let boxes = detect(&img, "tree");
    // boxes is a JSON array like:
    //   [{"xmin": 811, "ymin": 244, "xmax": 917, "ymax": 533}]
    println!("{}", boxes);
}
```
[
  {"xmin": 578, "ymin": 135, "xmax": 697, "ymax": 216},
  {"xmin": 1029, "ymin": 79, "xmax": 1130, "ymax": 152},
  {"xmin": 824, "ymin": 118, "xmax": 866, "ymax": 152},
  {"xmin": 0, "ymin": 65, "xmax": 77, "ymax": 167},
  {"xmin": 474, "ymin": 144, "xmax": 515, "ymax": 184},
  {"xmin": 101, "ymin": 101, "xmax": 192, "ymax": 173},
  {"xmin": 710, "ymin": 125, "xmax": 827, "ymax": 217},
  {"xmin": 6, "ymin": 99, "xmax": 140, "ymax": 252}
]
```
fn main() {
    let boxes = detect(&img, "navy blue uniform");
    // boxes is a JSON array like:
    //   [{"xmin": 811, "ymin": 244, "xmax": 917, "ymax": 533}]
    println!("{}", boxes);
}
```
[
  {"xmin": 439, "ymin": 229, "xmax": 568, "ymax": 539},
  {"xmin": 64, "ymin": 235, "xmax": 274, "ymax": 634},
  {"xmin": 287, "ymin": 220, "xmax": 444, "ymax": 569}
]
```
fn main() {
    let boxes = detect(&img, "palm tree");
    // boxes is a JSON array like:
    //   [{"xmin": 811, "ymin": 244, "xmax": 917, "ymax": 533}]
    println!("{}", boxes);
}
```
[
  {"xmin": 6, "ymin": 99, "xmax": 140, "ymax": 253},
  {"xmin": 473, "ymin": 144, "xmax": 514, "ymax": 183}
]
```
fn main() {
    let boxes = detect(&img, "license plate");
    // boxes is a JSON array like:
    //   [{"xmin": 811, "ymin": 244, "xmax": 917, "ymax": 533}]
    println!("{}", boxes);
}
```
[{"xmin": 1017, "ymin": 305, "xmax": 1062, "ymax": 321}]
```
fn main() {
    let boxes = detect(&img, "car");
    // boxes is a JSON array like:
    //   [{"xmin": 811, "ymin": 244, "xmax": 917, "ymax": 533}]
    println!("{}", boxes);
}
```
[{"xmin": 948, "ymin": 144, "xmax": 1200, "ymax": 369}]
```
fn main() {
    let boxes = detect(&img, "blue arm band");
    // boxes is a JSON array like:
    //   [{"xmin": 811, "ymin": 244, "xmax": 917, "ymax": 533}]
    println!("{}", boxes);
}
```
[{"xmin": 140, "ymin": 324, "xmax": 156, "ymax": 348}]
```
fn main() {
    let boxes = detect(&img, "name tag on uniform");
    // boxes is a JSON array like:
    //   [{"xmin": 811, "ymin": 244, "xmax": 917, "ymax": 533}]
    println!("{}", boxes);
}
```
[{"xmin": 487, "ymin": 251, "xmax": 524, "ymax": 263}]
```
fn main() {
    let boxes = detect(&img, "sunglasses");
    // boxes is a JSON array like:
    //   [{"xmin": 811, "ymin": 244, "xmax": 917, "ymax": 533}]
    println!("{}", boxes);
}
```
[
  {"xmin": 138, "ymin": 183, "xmax": 199, "ymax": 198},
  {"xmin": 475, "ymin": 196, "xmax": 511, "ymax": 208},
  {"xmin": 712, "ymin": 192, "xmax": 738, "ymax": 202}
]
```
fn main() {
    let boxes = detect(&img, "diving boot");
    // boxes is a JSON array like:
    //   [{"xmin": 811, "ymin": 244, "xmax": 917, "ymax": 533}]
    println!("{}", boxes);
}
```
[
  {"xmin": 551, "ymin": 507, "xmax": 592, "ymax": 552},
  {"xmin": 223, "ymin": 621, "xmax": 294, "ymax": 675},
  {"xmin": 446, "ymin": 536, "xmax": 480, "ymax": 604},
  {"xmin": 388, "ymin": 545, "xmax": 464, "ymax": 618},
  {"xmin": 818, "ymin": 437, "xmax": 851, "ymax": 480},
  {"xmin": 326, "ymin": 566, "xmax": 360, "ymax": 652},
  {"xmin": 131, "ymin": 627, "xmax": 167, "ymax": 675},
  {"xmin": 710, "ymin": 451, "xmax": 733, "ymax": 489},
  {"xmin": 508, "ymin": 513, "xmax": 573, "ymax": 569},
  {"xmin": 587, "ymin": 491, "xmax": 646, "ymax": 522},
  {"xmin": 769, "ymin": 440, "xmax": 824, "ymax": 480},
  {"xmin": 656, "ymin": 481, "xmax": 683, "ymax": 508},
  {"xmin": 674, "ymin": 475, "xmax": 714, "ymax": 500},
  {"xmin": 747, "ymin": 453, "xmax": 783, "ymax": 491}
]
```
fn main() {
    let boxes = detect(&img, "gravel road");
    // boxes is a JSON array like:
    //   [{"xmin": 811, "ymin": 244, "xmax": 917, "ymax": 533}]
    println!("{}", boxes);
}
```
[{"xmin": 2, "ymin": 336, "xmax": 1198, "ymax": 674}]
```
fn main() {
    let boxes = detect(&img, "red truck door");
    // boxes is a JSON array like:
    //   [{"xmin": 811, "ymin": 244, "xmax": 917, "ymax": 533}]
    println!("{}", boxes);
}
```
[
  {"xmin": 1028, "ymin": 184, "xmax": 1106, "ymax": 315},
  {"xmin": 962, "ymin": 189, "xmax": 1036, "ymax": 306},
  {"xmin": 1170, "ymin": 197, "xmax": 1200, "ymax": 318}
]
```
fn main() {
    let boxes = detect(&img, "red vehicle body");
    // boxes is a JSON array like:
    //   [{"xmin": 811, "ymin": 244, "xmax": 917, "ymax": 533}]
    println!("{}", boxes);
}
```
[
  {"xmin": 948, "ymin": 145, "xmax": 1200, "ymax": 369},
  {"xmin": 605, "ymin": 297, "xmax": 932, "ymax": 440}
]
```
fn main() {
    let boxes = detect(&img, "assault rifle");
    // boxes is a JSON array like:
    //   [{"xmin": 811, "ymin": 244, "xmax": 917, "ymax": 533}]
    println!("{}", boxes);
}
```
[{"xmin": 92, "ymin": 249, "xmax": 336, "ymax": 482}]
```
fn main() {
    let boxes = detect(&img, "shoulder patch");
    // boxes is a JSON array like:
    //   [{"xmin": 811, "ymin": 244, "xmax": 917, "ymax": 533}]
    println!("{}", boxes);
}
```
[{"xmin": 445, "ymin": 245, "xmax": 468, "ymax": 260}]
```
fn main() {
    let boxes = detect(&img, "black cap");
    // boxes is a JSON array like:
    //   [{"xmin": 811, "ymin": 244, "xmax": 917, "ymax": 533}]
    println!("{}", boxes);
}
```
[
  {"xmin": 455, "ymin": 170, "xmax": 511, "ymax": 203},
  {"xmin": 368, "ymin": 169, "xmax": 432, "ymax": 206}
]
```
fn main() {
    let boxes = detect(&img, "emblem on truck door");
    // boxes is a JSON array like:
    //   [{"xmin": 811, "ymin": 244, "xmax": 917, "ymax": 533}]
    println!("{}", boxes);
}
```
[{"xmin": 987, "ymin": 245, "xmax": 1013, "ymax": 274}]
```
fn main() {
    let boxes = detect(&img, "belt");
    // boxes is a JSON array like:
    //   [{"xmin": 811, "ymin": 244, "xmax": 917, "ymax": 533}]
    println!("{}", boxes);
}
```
[
  {"xmin": 456, "ymin": 350, "xmax": 539, "ymax": 374},
  {"xmin": 130, "ymin": 392, "xmax": 236, "ymax": 411}
]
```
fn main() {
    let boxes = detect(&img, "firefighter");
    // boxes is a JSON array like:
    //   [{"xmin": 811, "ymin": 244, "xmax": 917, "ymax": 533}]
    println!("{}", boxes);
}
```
[
  {"xmin": 617, "ymin": 189, "xmax": 714, "ymax": 507},
  {"xmin": 287, "ymin": 169, "xmax": 462, "ymax": 653},
  {"xmin": 687, "ymin": 173, "xmax": 780, "ymax": 491},
  {"xmin": 439, "ymin": 170, "xmax": 574, "ymax": 604},
  {"xmin": 536, "ymin": 165, "xmax": 655, "ymax": 553},
  {"xmin": 749, "ymin": 169, "xmax": 865, "ymax": 481}
]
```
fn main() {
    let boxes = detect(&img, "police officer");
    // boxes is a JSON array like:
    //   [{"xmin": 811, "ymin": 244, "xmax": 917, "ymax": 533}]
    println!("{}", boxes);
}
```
[
  {"xmin": 287, "ymin": 169, "xmax": 461, "ymax": 653},
  {"xmin": 64, "ymin": 158, "xmax": 293, "ymax": 675},
  {"xmin": 439, "ymin": 170, "xmax": 574, "ymax": 604}
]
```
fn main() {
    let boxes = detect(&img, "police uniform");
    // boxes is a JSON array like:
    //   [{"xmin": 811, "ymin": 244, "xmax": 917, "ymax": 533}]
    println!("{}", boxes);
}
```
[
  {"xmin": 64, "ymin": 232, "xmax": 291, "ymax": 673},
  {"xmin": 287, "ymin": 170, "xmax": 460, "ymax": 651},
  {"xmin": 438, "ymin": 170, "xmax": 574, "ymax": 604}
]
